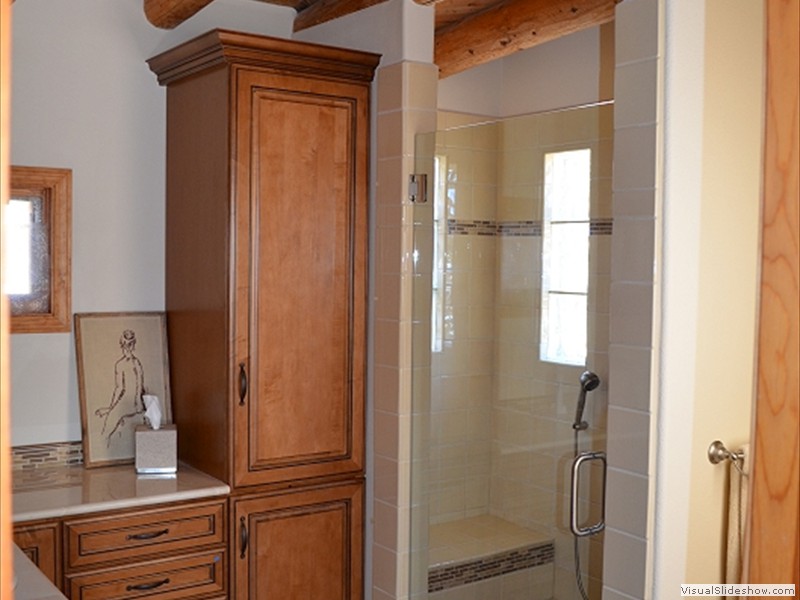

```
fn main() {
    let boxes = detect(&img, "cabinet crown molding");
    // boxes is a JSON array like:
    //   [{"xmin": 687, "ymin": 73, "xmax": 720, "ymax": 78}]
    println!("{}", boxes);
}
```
[{"xmin": 148, "ymin": 28, "xmax": 381, "ymax": 86}]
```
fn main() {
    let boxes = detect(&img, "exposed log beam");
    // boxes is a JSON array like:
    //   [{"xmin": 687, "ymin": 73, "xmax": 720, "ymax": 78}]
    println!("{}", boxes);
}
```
[
  {"xmin": 425, "ymin": 0, "xmax": 499, "ymax": 32},
  {"xmin": 435, "ymin": 0, "xmax": 618, "ymax": 78},
  {"xmin": 294, "ymin": 0, "xmax": 387, "ymax": 32},
  {"xmin": 144, "ymin": 0, "xmax": 215, "ymax": 29}
]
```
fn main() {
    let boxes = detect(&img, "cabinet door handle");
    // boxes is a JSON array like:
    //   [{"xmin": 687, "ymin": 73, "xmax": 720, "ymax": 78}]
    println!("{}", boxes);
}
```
[
  {"xmin": 126, "ymin": 528, "xmax": 169, "ymax": 541},
  {"xmin": 239, "ymin": 516, "xmax": 249, "ymax": 559},
  {"xmin": 126, "ymin": 578, "xmax": 170, "ymax": 591},
  {"xmin": 238, "ymin": 362, "xmax": 248, "ymax": 406}
]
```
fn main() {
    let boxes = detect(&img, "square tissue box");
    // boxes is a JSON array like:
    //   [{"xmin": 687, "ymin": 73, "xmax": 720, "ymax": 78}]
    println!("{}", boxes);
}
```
[{"xmin": 135, "ymin": 424, "xmax": 177, "ymax": 474}]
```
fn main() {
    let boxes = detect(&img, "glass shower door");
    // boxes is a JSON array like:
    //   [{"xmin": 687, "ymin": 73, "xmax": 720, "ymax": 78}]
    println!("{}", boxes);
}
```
[{"xmin": 410, "ymin": 103, "xmax": 613, "ymax": 600}]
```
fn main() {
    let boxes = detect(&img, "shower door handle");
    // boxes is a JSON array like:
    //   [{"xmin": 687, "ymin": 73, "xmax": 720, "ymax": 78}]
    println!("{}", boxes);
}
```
[{"xmin": 570, "ymin": 450, "xmax": 607, "ymax": 537}]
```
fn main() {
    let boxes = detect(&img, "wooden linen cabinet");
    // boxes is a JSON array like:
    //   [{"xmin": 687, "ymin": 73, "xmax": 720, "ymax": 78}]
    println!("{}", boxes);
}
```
[{"xmin": 148, "ymin": 30, "xmax": 378, "ymax": 599}]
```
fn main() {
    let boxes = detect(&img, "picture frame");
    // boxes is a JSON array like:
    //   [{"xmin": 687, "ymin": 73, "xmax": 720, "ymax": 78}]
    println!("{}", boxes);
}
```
[{"xmin": 75, "ymin": 312, "xmax": 172, "ymax": 468}]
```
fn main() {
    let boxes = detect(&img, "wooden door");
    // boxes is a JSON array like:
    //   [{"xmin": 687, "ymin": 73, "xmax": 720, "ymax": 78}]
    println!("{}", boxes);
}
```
[
  {"xmin": 233, "ymin": 481, "xmax": 364, "ymax": 599},
  {"xmin": 233, "ymin": 68, "xmax": 368, "ymax": 488},
  {"xmin": 745, "ymin": 0, "xmax": 799, "ymax": 586},
  {"xmin": 0, "ymin": 1, "xmax": 12, "ymax": 597}
]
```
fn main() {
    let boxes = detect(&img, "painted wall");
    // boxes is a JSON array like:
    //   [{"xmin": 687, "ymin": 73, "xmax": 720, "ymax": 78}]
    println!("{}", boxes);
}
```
[
  {"xmin": 9, "ymin": 0, "xmax": 295, "ymax": 445},
  {"xmin": 658, "ymin": 0, "xmax": 763, "ymax": 592}
]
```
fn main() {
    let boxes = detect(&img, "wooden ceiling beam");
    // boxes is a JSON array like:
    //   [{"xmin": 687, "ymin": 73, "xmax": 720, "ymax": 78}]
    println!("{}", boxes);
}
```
[
  {"xmin": 293, "ymin": 0, "xmax": 388, "ymax": 31},
  {"xmin": 144, "ymin": 0, "xmax": 216, "ymax": 29},
  {"xmin": 435, "ymin": 0, "xmax": 618, "ymax": 78}
]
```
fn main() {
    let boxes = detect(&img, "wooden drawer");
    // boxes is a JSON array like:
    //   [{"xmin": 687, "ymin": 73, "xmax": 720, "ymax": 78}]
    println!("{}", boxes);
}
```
[
  {"xmin": 65, "ymin": 549, "xmax": 226, "ymax": 600},
  {"xmin": 65, "ymin": 499, "xmax": 226, "ymax": 570}
]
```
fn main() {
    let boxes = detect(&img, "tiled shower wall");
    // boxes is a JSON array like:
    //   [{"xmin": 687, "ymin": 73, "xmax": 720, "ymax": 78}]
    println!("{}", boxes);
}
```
[
  {"xmin": 427, "ymin": 114, "xmax": 499, "ymax": 524},
  {"xmin": 373, "ymin": 60, "xmax": 440, "ymax": 600}
]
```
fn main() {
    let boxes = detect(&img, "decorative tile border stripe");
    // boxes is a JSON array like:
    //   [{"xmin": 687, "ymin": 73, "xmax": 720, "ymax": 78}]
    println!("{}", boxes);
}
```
[
  {"xmin": 447, "ymin": 218, "xmax": 613, "ymax": 237},
  {"xmin": 447, "ymin": 219, "xmax": 497, "ymax": 236},
  {"xmin": 590, "ymin": 218, "xmax": 614, "ymax": 235},
  {"xmin": 12, "ymin": 441, "xmax": 83, "ymax": 471},
  {"xmin": 497, "ymin": 220, "xmax": 541, "ymax": 237},
  {"xmin": 428, "ymin": 540, "xmax": 555, "ymax": 592}
]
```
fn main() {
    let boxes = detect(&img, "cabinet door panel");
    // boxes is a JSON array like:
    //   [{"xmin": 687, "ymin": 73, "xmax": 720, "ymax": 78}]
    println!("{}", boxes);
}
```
[
  {"xmin": 234, "ymin": 71, "xmax": 367, "ymax": 487},
  {"xmin": 256, "ymin": 92, "xmax": 351, "ymax": 464},
  {"xmin": 233, "ymin": 481, "xmax": 363, "ymax": 600},
  {"xmin": 14, "ymin": 521, "xmax": 62, "ymax": 589}
]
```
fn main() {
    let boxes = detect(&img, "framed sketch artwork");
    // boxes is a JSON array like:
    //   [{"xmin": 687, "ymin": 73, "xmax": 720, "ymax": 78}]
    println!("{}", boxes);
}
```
[{"xmin": 75, "ymin": 312, "xmax": 172, "ymax": 468}]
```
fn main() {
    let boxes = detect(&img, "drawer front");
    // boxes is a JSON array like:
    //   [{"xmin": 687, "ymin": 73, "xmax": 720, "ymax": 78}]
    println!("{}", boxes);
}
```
[
  {"xmin": 65, "ymin": 499, "xmax": 226, "ymax": 570},
  {"xmin": 65, "ymin": 549, "xmax": 226, "ymax": 600}
]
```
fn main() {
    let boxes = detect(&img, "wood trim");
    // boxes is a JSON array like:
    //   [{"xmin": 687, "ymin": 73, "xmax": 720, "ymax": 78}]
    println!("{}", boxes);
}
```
[
  {"xmin": 9, "ymin": 166, "xmax": 72, "ymax": 334},
  {"xmin": 293, "ymin": 0, "xmax": 386, "ymax": 32},
  {"xmin": 147, "ymin": 29, "xmax": 380, "ymax": 86},
  {"xmin": 434, "ymin": 0, "xmax": 617, "ymax": 78},
  {"xmin": 0, "ymin": 0, "xmax": 13, "ymax": 593},
  {"xmin": 144, "ymin": 0, "xmax": 215, "ymax": 29},
  {"xmin": 746, "ymin": 0, "xmax": 800, "ymax": 587}
]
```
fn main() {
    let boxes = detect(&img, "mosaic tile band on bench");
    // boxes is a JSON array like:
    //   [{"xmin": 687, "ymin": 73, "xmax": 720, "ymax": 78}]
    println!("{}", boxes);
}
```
[
  {"xmin": 428, "ymin": 539, "xmax": 555, "ymax": 593},
  {"xmin": 447, "ymin": 218, "xmax": 613, "ymax": 237}
]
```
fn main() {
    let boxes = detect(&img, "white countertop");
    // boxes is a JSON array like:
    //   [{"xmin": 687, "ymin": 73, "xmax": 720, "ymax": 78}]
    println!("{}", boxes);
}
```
[
  {"xmin": 13, "ymin": 545, "xmax": 66, "ymax": 600},
  {"xmin": 13, "ymin": 462, "xmax": 230, "ymax": 523}
]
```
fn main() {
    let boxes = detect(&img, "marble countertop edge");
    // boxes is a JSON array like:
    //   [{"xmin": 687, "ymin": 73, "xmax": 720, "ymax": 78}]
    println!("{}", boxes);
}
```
[
  {"xmin": 12, "ymin": 463, "xmax": 230, "ymax": 523},
  {"xmin": 13, "ymin": 483, "xmax": 231, "ymax": 523}
]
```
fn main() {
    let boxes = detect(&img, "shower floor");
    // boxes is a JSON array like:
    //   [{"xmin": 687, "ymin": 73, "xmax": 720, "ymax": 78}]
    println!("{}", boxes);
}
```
[{"xmin": 428, "ymin": 515, "xmax": 554, "ymax": 599}]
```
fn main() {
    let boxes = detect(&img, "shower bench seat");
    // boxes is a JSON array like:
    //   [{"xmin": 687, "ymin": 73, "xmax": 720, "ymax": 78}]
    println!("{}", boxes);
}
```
[{"xmin": 428, "ymin": 515, "xmax": 554, "ymax": 599}]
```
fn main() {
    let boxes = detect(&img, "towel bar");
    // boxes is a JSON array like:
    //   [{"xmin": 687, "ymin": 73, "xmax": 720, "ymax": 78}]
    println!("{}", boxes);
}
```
[{"xmin": 707, "ymin": 440, "xmax": 745, "ymax": 466}]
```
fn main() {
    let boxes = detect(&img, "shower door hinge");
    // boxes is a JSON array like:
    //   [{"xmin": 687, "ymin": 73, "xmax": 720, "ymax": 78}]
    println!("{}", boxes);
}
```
[{"xmin": 408, "ymin": 174, "xmax": 427, "ymax": 204}]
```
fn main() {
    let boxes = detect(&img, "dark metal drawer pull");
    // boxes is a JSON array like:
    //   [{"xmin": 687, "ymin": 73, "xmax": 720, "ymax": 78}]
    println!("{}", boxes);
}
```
[
  {"xmin": 126, "ymin": 528, "xmax": 169, "ymax": 541},
  {"xmin": 239, "ymin": 516, "xmax": 249, "ymax": 559},
  {"xmin": 126, "ymin": 578, "xmax": 170, "ymax": 591},
  {"xmin": 238, "ymin": 362, "xmax": 248, "ymax": 406}
]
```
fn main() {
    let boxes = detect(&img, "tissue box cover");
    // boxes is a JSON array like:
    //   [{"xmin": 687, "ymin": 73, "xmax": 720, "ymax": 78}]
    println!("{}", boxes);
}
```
[{"xmin": 135, "ymin": 424, "xmax": 177, "ymax": 474}]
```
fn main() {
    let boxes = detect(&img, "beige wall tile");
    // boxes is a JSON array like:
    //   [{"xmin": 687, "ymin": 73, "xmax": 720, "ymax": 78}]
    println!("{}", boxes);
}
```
[
  {"xmin": 609, "ymin": 282, "xmax": 654, "ymax": 347},
  {"xmin": 605, "ymin": 407, "xmax": 649, "ymax": 475},
  {"xmin": 375, "ymin": 408, "xmax": 401, "ymax": 458},
  {"xmin": 405, "ymin": 62, "xmax": 439, "ymax": 110},
  {"xmin": 602, "ymin": 529, "xmax": 647, "ymax": 599},
  {"xmin": 613, "ymin": 124, "xmax": 657, "ymax": 190},
  {"xmin": 372, "ymin": 543, "xmax": 400, "ymax": 597},
  {"xmin": 378, "ymin": 62, "xmax": 404, "ymax": 113},
  {"xmin": 611, "ymin": 218, "xmax": 656, "ymax": 283},
  {"xmin": 605, "ymin": 468, "xmax": 648, "ymax": 538},
  {"xmin": 378, "ymin": 110, "xmax": 405, "ymax": 159},
  {"xmin": 615, "ymin": 58, "xmax": 658, "ymax": 127},
  {"xmin": 615, "ymin": 0, "xmax": 659, "ymax": 65}
]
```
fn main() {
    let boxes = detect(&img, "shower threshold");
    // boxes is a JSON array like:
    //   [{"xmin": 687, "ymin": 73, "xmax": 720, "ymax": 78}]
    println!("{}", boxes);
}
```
[{"xmin": 428, "ymin": 515, "xmax": 554, "ymax": 598}]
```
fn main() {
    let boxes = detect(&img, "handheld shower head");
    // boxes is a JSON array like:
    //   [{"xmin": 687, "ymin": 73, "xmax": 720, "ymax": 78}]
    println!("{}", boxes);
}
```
[
  {"xmin": 573, "ymin": 370, "xmax": 601, "ymax": 430},
  {"xmin": 580, "ymin": 370, "xmax": 601, "ymax": 393}
]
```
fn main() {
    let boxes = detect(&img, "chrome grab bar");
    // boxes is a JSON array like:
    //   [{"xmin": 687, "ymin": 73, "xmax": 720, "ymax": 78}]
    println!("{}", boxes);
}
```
[{"xmin": 570, "ymin": 450, "xmax": 607, "ymax": 537}]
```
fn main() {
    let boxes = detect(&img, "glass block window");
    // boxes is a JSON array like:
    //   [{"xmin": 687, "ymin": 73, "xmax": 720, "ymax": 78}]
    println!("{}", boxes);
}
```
[{"xmin": 540, "ymin": 148, "xmax": 591, "ymax": 365}]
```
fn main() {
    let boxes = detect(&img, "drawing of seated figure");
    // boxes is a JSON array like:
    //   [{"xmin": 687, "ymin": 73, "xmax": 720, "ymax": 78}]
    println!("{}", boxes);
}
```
[{"xmin": 95, "ymin": 329, "xmax": 146, "ymax": 447}]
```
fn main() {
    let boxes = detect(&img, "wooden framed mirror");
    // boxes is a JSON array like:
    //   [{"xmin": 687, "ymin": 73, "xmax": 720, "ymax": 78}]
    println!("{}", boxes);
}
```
[{"xmin": 8, "ymin": 166, "xmax": 71, "ymax": 333}]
